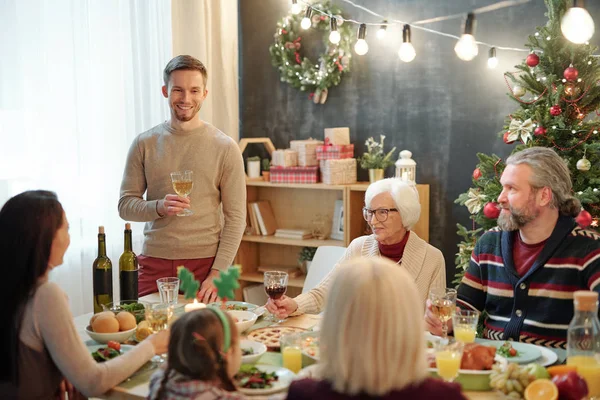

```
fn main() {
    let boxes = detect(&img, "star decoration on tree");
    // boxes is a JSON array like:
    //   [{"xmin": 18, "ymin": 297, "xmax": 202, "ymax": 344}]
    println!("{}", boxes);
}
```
[
  {"xmin": 177, "ymin": 266, "xmax": 200, "ymax": 300},
  {"xmin": 213, "ymin": 265, "xmax": 242, "ymax": 301}
]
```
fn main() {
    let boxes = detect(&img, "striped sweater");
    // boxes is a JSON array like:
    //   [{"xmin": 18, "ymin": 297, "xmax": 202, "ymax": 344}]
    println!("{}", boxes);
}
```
[{"xmin": 458, "ymin": 215, "xmax": 600, "ymax": 349}]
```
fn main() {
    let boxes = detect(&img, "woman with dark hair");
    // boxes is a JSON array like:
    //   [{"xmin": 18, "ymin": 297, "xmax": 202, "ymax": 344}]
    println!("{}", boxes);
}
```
[{"xmin": 0, "ymin": 190, "xmax": 169, "ymax": 399}]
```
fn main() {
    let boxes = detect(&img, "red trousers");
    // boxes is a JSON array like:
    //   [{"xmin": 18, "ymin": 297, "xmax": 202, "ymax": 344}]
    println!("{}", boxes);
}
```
[{"xmin": 138, "ymin": 255, "xmax": 215, "ymax": 296}]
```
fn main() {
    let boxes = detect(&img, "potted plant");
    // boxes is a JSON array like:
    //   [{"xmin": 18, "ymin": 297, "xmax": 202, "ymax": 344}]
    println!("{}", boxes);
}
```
[
  {"xmin": 262, "ymin": 158, "xmax": 271, "ymax": 182},
  {"xmin": 358, "ymin": 135, "xmax": 396, "ymax": 183},
  {"xmin": 247, "ymin": 156, "xmax": 261, "ymax": 179},
  {"xmin": 298, "ymin": 246, "xmax": 317, "ymax": 274}
]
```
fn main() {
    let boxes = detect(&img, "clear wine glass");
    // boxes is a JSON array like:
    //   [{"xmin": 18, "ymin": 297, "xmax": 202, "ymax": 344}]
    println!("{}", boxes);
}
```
[
  {"xmin": 429, "ymin": 288, "xmax": 457, "ymax": 339},
  {"xmin": 264, "ymin": 271, "xmax": 289, "ymax": 323},
  {"xmin": 170, "ymin": 170, "xmax": 194, "ymax": 216}
]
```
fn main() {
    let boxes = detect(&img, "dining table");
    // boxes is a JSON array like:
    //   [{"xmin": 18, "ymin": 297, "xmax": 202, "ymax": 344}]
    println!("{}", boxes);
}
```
[{"xmin": 76, "ymin": 294, "xmax": 558, "ymax": 400}]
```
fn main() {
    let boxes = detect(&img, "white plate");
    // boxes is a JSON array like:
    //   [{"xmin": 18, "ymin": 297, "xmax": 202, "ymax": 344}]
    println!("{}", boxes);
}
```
[
  {"xmin": 536, "ymin": 345, "xmax": 559, "ymax": 367},
  {"xmin": 88, "ymin": 344, "xmax": 161, "ymax": 379},
  {"xmin": 236, "ymin": 364, "xmax": 296, "ymax": 395}
]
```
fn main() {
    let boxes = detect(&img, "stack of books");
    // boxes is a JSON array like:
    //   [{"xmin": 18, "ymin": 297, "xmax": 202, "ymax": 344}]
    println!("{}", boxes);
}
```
[
  {"xmin": 274, "ymin": 229, "xmax": 313, "ymax": 240},
  {"xmin": 247, "ymin": 200, "xmax": 277, "ymax": 236}
]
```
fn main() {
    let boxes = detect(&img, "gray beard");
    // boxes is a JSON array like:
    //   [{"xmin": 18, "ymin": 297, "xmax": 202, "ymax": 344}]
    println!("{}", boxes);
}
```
[{"xmin": 497, "ymin": 208, "xmax": 537, "ymax": 231}]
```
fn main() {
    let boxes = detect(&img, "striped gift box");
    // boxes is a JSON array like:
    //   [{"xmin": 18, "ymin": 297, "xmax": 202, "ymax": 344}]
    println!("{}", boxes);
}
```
[
  {"xmin": 316, "ymin": 144, "xmax": 354, "ymax": 160},
  {"xmin": 270, "ymin": 166, "xmax": 319, "ymax": 184}
]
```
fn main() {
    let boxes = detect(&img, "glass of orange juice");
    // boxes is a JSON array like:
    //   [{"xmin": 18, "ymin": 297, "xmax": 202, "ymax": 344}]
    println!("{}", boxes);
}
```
[
  {"xmin": 281, "ymin": 332, "xmax": 303, "ymax": 373},
  {"xmin": 434, "ymin": 339, "xmax": 464, "ymax": 382},
  {"xmin": 452, "ymin": 309, "xmax": 480, "ymax": 343}
]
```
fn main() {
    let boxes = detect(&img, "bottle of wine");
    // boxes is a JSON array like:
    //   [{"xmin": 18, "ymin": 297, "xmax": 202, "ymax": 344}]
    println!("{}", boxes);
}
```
[
  {"xmin": 119, "ymin": 222, "xmax": 138, "ymax": 301},
  {"xmin": 93, "ymin": 226, "xmax": 113, "ymax": 313}
]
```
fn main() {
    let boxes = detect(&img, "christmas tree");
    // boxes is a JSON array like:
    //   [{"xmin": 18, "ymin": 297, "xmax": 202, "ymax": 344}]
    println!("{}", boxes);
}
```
[{"xmin": 454, "ymin": 0, "xmax": 600, "ymax": 285}]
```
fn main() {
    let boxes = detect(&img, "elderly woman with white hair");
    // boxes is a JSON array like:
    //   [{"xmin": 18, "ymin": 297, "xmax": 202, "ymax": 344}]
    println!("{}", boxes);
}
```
[
  {"xmin": 266, "ymin": 178, "xmax": 446, "ymax": 318},
  {"xmin": 286, "ymin": 257, "xmax": 466, "ymax": 400}
]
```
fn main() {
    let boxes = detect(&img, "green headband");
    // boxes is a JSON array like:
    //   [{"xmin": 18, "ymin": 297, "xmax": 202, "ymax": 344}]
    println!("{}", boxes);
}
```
[{"xmin": 207, "ymin": 307, "xmax": 231, "ymax": 353}]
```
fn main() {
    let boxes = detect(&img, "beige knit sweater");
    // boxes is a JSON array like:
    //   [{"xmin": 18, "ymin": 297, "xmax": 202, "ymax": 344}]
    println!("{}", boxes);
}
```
[
  {"xmin": 118, "ymin": 121, "xmax": 246, "ymax": 271},
  {"xmin": 294, "ymin": 232, "xmax": 446, "ymax": 314}
]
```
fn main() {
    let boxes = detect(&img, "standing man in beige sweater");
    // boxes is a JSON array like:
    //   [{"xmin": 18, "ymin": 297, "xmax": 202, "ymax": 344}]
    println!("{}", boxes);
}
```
[{"xmin": 118, "ymin": 55, "xmax": 246, "ymax": 303}]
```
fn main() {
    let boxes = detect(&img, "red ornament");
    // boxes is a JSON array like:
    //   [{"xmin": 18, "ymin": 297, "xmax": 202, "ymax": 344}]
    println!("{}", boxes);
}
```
[
  {"xmin": 534, "ymin": 126, "xmax": 547, "ymax": 136},
  {"xmin": 550, "ymin": 105, "xmax": 562, "ymax": 116},
  {"xmin": 483, "ymin": 202, "xmax": 501, "ymax": 219},
  {"xmin": 472, "ymin": 168, "xmax": 482, "ymax": 180},
  {"xmin": 564, "ymin": 66, "xmax": 579, "ymax": 82},
  {"xmin": 576, "ymin": 210, "xmax": 593, "ymax": 228},
  {"xmin": 503, "ymin": 131, "xmax": 515, "ymax": 144},
  {"xmin": 526, "ymin": 53, "xmax": 540, "ymax": 67}
]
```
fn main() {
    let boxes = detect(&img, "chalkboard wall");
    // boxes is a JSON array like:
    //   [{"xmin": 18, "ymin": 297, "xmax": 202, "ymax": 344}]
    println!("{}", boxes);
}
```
[{"xmin": 238, "ymin": 0, "xmax": 600, "ymax": 284}]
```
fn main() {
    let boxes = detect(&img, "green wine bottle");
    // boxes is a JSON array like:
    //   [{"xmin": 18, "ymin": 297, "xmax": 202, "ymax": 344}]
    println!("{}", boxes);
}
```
[
  {"xmin": 119, "ymin": 223, "xmax": 138, "ymax": 301},
  {"xmin": 93, "ymin": 226, "xmax": 113, "ymax": 313}
]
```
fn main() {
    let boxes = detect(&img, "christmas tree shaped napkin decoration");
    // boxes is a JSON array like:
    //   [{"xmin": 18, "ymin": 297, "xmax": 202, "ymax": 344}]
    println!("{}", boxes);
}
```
[
  {"xmin": 177, "ymin": 266, "xmax": 200, "ymax": 299},
  {"xmin": 213, "ymin": 265, "xmax": 241, "ymax": 302}
]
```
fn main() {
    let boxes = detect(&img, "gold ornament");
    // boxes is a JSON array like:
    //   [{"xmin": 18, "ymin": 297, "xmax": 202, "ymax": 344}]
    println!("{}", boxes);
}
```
[
  {"xmin": 577, "ymin": 156, "xmax": 591, "ymax": 171},
  {"xmin": 513, "ymin": 85, "xmax": 526, "ymax": 98},
  {"xmin": 564, "ymin": 83, "xmax": 581, "ymax": 96}
]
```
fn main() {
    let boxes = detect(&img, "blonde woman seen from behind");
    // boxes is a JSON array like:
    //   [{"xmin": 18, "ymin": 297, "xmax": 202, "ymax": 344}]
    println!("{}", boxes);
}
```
[{"xmin": 286, "ymin": 257, "xmax": 466, "ymax": 400}]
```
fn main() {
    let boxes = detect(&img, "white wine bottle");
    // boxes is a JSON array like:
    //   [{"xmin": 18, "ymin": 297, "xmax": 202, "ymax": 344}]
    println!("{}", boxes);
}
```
[
  {"xmin": 93, "ymin": 226, "xmax": 113, "ymax": 313},
  {"xmin": 119, "ymin": 223, "xmax": 138, "ymax": 301}
]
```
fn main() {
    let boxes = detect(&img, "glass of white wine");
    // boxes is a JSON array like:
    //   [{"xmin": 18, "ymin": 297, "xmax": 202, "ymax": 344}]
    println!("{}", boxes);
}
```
[
  {"xmin": 170, "ymin": 170, "xmax": 194, "ymax": 217},
  {"xmin": 429, "ymin": 288, "xmax": 457, "ymax": 339}
]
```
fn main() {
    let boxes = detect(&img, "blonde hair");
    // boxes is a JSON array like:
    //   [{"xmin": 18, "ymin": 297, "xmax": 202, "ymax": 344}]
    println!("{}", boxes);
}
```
[
  {"xmin": 318, "ymin": 257, "xmax": 428, "ymax": 396},
  {"xmin": 364, "ymin": 178, "xmax": 421, "ymax": 230}
]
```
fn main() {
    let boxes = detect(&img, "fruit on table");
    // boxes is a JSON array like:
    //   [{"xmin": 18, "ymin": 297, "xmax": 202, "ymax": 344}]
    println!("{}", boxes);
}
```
[
  {"xmin": 551, "ymin": 371, "xmax": 588, "ymax": 400},
  {"xmin": 490, "ymin": 362, "xmax": 536, "ymax": 398},
  {"xmin": 524, "ymin": 379, "xmax": 558, "ymax": 400},
  {"xmin": 135, "ymin": 321, "xmax": 151, "ymax": 342},
  {"xmin": 89, "ymin": 311, "xmax": 115, "ymax": 326},
  {"xmin": 525, "ymin": 363, "xmax": 550, "ymax": 380},
  {"xmin": 546, "ymin": 365, "xmax": 577, "ymax": 377}
]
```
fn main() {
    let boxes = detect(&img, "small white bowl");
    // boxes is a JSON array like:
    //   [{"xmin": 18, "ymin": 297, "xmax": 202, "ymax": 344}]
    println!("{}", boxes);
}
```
[
  {"xmin": 240, "ymin": 339, "xmax": 267, "ymax": 364},
  {"xmin": 228, "ymin": 310, "xmax": 258, "ymax": 333},
  {"xmin": 85, "ymin": 325, "xmax": 136, "ymax": 344}
]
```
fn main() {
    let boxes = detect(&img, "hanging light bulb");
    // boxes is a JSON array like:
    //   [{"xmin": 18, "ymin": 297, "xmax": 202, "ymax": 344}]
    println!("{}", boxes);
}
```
[
  {"xmin": 455, "ymin": 13, "xmax": 478, "ymax": 61},
  {"xmin": 329, "ymin": 16, "xmax": 341, "ymax": 44},
  {"xmin": 354, "ymin": 23, "xmax": 369, "ymax": 55},
  {"xmin": 398, "ymin": 24, "xmax": 416, "ymax": 62},
  {"xmin": 290, "ymin": 0, "xmax": 302, "ymax": 15},
  {"xmin": 377, "ymin": 20, "xmax": 388, "ymax": 40},
  {"xmin": 561, "ymin": 0, "xmax": 595, "ymax": 44},
  {"xmin": 301, "ymin": 7, "xmax": 312, "ymax": 30},
  {"xmin": 487, "ymin": 47, "xmax": 498, "ymax": 69}
]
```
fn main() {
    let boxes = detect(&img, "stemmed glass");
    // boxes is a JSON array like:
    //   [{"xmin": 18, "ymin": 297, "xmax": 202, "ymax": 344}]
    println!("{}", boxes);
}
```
[
  {"xmin": 264, "ymin": 271, "xmax": 289, "ymax": 323},
  {"xmin": 429, "ymin": 288, "xmax": 457, "ymax": 339},
  {"xmin": 170, "ymin": 170, "xmax": 194, "ymax": 216},
  {"xmin": 144, "ymin": 302, "xmax": 173, "ymax": 361}
]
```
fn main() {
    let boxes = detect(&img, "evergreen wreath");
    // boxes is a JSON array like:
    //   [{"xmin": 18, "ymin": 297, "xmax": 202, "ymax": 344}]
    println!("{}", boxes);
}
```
[{"xmin": 269, "ymin": 1, "xmax": 353, "ymax": 104}]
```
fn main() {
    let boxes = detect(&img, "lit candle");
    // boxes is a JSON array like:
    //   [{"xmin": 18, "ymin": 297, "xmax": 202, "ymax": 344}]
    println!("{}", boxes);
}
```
[
  {"xmin": 402, "ymin": 171, "xmax": 409, "ymax": 182},
  {"xmin": 184, "ymin": 298, "xmax": 206, "ymax": 312}
]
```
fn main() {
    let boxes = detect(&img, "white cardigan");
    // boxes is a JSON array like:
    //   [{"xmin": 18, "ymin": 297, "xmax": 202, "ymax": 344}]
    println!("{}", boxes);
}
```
[{"xmin": 294, "ymin": 232, "xmax": 446, "ymax": 315}]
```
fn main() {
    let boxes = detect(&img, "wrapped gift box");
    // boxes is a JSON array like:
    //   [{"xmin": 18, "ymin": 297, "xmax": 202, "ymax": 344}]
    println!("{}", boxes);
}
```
[
  {"xmin": 270, "ymin": 166, "xmax": 319, "ymax": 184},
  {"xmin": 316, "ymin": 144, "xmax": 354, "ymax": 160},
  {"xmin": 320, "ymin": 158, "xmax": 357, "ymax": 185},
  {"xmin": 290, "ymin": 139, "xmax": 323, "ymax": 167},
  {"xmin": 324, "ymin": 127, "xmax": 350, "ymax": 145},
  {"xmin": 272, "ymin": 149, "xmax": 298, "ymax": 167}
]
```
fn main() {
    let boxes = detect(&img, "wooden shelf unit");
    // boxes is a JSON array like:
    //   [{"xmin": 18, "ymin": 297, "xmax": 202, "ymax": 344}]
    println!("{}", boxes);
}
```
[{"xmin": 234, "ymin": 180, "xmax": 430, "ymax": 300}]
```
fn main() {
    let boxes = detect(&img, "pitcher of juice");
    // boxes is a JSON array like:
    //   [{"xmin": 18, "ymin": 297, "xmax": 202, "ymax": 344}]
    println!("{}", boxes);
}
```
[{"xmin": 567, "ymin": 291, "xmax": 600, "ymax": 399}]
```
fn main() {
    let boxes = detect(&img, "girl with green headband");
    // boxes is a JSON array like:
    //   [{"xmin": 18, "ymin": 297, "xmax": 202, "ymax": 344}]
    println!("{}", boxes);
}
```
[{"xmin": 148, "ymin": 307, "xmax": 245, "ymax": 399}]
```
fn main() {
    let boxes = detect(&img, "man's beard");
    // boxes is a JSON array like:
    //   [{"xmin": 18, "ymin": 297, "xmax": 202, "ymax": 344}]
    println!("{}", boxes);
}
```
[
  {"xmin": 497, "ymin": 204, "xmax": 538, "ymax": 231},
  {"xmin": 172, "ymin": 103, "xmax": 200, "ymax": 122}
]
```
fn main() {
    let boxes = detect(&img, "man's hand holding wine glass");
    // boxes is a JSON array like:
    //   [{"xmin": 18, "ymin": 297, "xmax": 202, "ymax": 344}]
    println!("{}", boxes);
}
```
[
  {"xmin": 265, "ymin": 295, "xmax": 298, "ymax": 319},
  {"xmin": 157, "ymin": 194, "xmax": 190, "ymax": 217}
]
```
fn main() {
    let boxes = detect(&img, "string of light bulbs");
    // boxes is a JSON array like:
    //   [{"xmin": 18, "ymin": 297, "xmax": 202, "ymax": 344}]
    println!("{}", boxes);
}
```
[{"xmin": 289, "ymin": 0, "xmax": 596, "ymax": 66}]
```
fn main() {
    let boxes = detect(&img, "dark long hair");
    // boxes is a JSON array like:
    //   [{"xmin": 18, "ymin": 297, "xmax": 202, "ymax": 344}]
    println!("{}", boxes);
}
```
[
  {"xmin": 153, "ymin": 309, "xmax": 239, "ymax": 399},
  {"xmin": 0, "ymin": 190, "xmax": 64, "ymax": 385}
]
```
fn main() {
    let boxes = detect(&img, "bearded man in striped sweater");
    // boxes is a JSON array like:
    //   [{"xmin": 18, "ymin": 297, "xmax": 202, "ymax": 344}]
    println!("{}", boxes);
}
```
[{"xmin": 426, "ymin": 147, "xmax": 600, "ymax": 349}]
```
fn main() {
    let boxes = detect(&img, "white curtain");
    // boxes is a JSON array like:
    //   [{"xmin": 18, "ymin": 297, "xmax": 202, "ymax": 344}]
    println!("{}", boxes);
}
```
[
  {"xmin": 0, "ymin": 0, "xmax": 173, "ymax": 316},
  {"xmin": 171, "ymin": 0, "xmax": 239, "ymax": 141}
]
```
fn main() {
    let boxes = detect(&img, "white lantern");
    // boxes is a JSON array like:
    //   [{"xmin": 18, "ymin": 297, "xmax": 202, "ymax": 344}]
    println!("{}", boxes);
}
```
[{"xmin": 395, "ymin": 150, "xmax": 416, "ymax": 183}]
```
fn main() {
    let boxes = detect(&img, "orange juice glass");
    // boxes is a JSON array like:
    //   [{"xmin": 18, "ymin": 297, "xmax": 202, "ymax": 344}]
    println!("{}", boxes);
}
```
[
  {"xmin": 452, "ymin": 309, "xmax": 480, "ymax": 343},
  {"xmin": 434, "ymin": 340, "xmax": 464, "ymax": 382}
]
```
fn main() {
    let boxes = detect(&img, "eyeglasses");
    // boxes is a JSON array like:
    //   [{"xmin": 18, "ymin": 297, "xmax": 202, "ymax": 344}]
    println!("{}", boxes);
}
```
[{"xmin": 362, "ymin": 207, "xmax": 399, "ymax": 222}]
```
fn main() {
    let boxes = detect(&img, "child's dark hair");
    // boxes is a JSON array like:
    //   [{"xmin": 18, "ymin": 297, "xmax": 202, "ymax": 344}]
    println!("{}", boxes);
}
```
[{"xmin": 153, "ymin": 308, "xmax": 239, "ymax": 400}]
